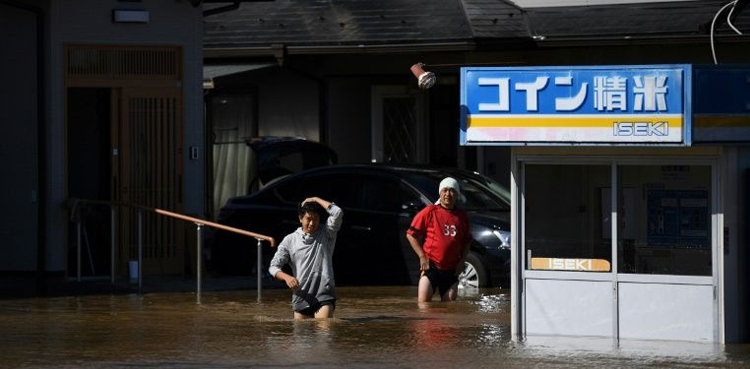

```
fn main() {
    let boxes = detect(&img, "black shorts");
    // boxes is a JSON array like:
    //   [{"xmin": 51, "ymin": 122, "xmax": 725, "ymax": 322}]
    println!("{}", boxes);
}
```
[
  {"xmin": 423, "ymin": 263, "xmax": 458, "ymax": 297},
  {"xmin": 295, "ymin": 299, "xmax": 336, "ymax": 317}
]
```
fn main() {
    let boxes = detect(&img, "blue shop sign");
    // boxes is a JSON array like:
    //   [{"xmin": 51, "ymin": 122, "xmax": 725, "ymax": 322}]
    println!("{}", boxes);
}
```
[{"xmin": 460, "ymin": 65, "xmax": 692, "ymax": 146}]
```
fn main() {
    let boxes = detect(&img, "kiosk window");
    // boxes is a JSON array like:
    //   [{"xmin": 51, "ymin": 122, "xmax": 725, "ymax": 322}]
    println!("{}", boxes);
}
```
[
  {"xmin": 525, "ymin": 164, "xmax": 611, "ymax": 272},
  {"xmin": 618, "ymin": 165, "xmax": 711, "ymax": 276}
]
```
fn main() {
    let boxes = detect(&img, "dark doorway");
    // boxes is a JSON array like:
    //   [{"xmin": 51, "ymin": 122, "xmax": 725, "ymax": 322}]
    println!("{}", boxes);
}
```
[{"xmin": 67, "ymin": 88, "xmax": 112, "ymax": 277}]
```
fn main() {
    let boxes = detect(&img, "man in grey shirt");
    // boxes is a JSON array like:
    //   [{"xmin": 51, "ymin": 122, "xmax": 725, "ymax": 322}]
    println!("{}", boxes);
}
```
[{"xmin": 269, "ymin": 196, "xmax": 343, "ymax": 319}]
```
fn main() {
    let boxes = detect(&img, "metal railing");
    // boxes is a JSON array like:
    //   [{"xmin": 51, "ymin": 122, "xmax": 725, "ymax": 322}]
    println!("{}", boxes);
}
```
[{"xmin": 68, "ymin": 199, "xmax": 274, "ymax": 302}]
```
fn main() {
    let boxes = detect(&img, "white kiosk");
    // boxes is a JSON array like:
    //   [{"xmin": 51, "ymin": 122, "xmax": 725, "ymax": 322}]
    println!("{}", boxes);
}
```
[{"xmin": 461, "ymin": 65, "xmax": 750, "ymax": 343}]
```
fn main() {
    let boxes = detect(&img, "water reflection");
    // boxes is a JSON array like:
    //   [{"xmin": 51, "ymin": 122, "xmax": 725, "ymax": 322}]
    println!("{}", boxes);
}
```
[{"xmin": 0, "ymin": 286, "xmax": 749, "ymax": 368}]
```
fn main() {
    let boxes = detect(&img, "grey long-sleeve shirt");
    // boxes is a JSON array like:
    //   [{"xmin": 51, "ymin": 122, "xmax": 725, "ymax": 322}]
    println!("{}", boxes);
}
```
[{"xmin": 268, "ymin": 203, "xmax": 343, "ymax": 311}]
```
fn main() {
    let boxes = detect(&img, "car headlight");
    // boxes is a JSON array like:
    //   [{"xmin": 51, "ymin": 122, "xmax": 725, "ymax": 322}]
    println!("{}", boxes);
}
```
[{"xmin": 492, "ymin": 230, "xmax": 511, "ymax": 249}]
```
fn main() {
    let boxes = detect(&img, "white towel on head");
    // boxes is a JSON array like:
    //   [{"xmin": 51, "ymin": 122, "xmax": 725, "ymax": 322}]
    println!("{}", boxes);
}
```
[{"xmin": 435, "ymin": 177, "xmax": 465, "ymax": 204}]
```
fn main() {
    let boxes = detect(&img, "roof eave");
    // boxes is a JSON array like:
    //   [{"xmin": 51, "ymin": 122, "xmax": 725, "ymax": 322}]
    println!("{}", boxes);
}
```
[
  {"xmin": 528, "ymin": 33, "xmax": 750, "ymax": 47},
  {"xmin": 204, "ymin": 41, "xmax": 478, "ymax": 59},
  {"xmin": 203, "ymin": 34, "xmax": 750, "ymax": 59}
]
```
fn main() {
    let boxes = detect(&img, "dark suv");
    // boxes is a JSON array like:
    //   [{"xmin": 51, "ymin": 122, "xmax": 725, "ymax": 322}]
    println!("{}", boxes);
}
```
[{"xmin": 211, "ymin": 164, "xmax": 511, "ymax": 288}]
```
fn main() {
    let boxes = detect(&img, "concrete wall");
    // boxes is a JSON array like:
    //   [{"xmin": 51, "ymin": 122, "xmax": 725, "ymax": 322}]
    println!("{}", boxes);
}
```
[
  {"xmin": 327, "ymin": 78, "xmax": 373, "ymax": 164},
  {"xmin": 0, "ymin": 1, "xmax": 41, "ymax": 271}
]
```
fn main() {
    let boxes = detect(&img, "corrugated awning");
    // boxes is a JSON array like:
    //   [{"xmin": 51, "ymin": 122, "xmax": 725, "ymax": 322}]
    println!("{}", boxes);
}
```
[
  {"xmin": 203, "ymin": 63, "xmax": 276, "ymax": 79},
  {"xmin": 203, "ymin": 63, "xmax": 276, "ymax": 88}
]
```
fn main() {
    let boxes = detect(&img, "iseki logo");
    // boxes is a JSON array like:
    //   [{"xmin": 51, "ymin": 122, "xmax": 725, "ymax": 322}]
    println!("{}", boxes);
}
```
[{"xmin": 613, "ymin": 121, "xmax": 669, "ymax": 136}]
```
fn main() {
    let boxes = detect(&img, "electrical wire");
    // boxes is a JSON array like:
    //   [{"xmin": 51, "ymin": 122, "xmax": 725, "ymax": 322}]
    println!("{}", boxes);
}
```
[
  {"xmin": 727, "ymin": 0, "xmax": 744, "ymax": 35},
  {"xmin": 711, "ymin": 1, "xmax": 737, "ymax": 64}
]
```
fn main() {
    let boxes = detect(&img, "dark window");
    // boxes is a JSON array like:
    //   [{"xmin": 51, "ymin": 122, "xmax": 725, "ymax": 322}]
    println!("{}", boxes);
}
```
[
  {"xmin": 457, "ymin": 177, "xmax": 509, "ymax": 211},
  {"xmin": 358, "ymin": 175, "xmax": 421, "ymax": 213},
  {"xmin": 382, "ymin": 97, "xmax": 417, "ymax": 164},
  {"xmin": 618, "ymin": 165, "xmax": 711, "ymax": 276},
  {"xmin": 402, "ymin": 171, "xmax": 509, "ymax": 211},
  {"xmin": 402, "ymin": 172, "xmax": 442, "ymax": 200},
  {"xmin": 274, "ymin": 176, "xmax": 304, "ymax": 204},
  {"xmin": 524, "ymin": 163, "xmax": 712, "ymax": 276},
  {"xmin": 276, "ymin": 173, "xmax": 359, "ymax": 208},
  {"xmin": 525, "ymin": 164, "xmax": 612, "ymax": 270}
]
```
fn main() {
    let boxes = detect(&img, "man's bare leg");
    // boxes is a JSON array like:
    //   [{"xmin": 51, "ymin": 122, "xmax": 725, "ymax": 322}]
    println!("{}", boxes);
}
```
[
  {"xmin": 441, "ymin": 282, "xmax": 459, "ymax": 301},
  {"xmin": 294, "ymin": 311, "xmax": 311, "ymax": 320},
  {"xmin": 315, "ymin": 305, "xmax": 334, "ymax": 318},
  {"xmin": 418, "ymin": 275, "xmax": 434, "ymax": 302}
]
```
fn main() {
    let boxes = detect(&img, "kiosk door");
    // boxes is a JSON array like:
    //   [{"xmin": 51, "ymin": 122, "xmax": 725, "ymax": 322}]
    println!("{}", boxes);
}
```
[{"xmin": 521, "ymin": 161, "xmax": 717, "ymax": 342}]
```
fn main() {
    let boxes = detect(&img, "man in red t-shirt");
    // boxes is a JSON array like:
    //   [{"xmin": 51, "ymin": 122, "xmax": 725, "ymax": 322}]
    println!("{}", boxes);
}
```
[{"xmin": 406, "ymin": 177, "xmax": 472, "ymax": 302}]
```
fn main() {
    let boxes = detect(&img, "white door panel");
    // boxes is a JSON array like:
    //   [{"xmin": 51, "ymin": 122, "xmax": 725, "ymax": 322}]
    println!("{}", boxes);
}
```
[
  {"xmin": 525, "ymin": 279, "xmax": 613, "ymax": 337},
  {"xmin": 619, "ymin": 282, "xmax": 714, "ymax": 342}
]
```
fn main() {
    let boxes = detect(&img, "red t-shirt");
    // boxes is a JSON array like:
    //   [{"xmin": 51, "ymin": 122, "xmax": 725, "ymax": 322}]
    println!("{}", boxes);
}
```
[{"xmin": 406, "ymin": 204, "xmax": 472, "ymax": 271}]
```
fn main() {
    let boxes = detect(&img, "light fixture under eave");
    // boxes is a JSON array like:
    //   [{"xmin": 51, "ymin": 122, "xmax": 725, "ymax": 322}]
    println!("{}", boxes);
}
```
[
  {"xmin": 410, "ymin": 63, "xmax": 436, "ymax": 90},
  {"xmin": 112, "ymin": 9, "xmax": 149, "ymax": 23}
]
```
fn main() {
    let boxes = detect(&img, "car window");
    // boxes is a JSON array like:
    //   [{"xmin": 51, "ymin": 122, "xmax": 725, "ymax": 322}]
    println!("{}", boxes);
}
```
[
  {"xmin": 310, "ymin": 174, "xmax": 359, "ymax": 206},
  {"xmin": 277, "ymin": 171, "xmax": 421, "ymax": 212},
  {"xmin": 459, "ymin": 179, "xmax": 508, "ymax": 210},
  {"xmin": 456, "ymin": 177, "xmax": 510, "ymax": 211},
  {"xmin": 461, "ymin": 173, "xmax": 511, "ymax": 205},
  {"xmin": 396, "ymin": 181, "xmax": 425, "ymax": 209},
  {"xmin": 402, "ymin": 171, "xmax": 509, "ymax": 211},
  {"xmin": 274, "ymin": 176, "xmax": 304, "ymax": 204},
  {"xmin": 401, "ymin": 172, "xmax": 442, "ymax": 200},
  {"xmin": 357, "ymin": 175, "xmax": 421, "ymax": 213},
  {"xmin": 276, "ymin": 172, "xmax": 358, "ymax": 207}
]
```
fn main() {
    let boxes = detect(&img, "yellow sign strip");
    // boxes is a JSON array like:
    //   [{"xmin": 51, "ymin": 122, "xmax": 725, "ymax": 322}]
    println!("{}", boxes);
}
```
[
  {"xmin": 530, "ymin": 257, "xmax": 611, "ymax": 272},
  {"xmin": 468, "ymin": 116, "xmax": 683, "ymax": 128}
]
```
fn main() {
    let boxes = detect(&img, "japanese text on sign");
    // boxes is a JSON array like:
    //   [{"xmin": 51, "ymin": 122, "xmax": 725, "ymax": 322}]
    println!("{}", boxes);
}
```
[
  {"xmin": 477, "ymin": 75, "xmax": 669, "ymax": 113},
  {"xmin": 460, "ymin": 65, "xmax": 690, "ymax": 145}
]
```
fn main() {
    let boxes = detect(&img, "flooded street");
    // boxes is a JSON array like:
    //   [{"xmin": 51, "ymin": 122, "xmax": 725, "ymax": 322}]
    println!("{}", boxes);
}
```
[{"xmin": 2, "ymin": 286, "xmax": 750, "ymax": 368}]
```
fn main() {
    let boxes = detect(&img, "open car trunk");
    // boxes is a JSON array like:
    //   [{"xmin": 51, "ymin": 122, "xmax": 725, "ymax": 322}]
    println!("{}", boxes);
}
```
[{"xmin": 246, "ymin": 136, "xmax": 338, "ymax": 192}]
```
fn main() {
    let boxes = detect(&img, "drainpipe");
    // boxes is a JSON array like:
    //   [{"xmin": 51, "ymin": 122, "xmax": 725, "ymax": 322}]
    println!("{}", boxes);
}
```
[{"xmin": 34, "ymin": 4, "xmax": 46, "ymax": 297}]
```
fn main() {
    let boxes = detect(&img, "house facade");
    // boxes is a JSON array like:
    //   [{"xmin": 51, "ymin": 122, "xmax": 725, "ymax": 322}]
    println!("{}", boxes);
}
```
[{"xmin": 1, "ymin": 0, "xmax": 205, "ymax": 288}]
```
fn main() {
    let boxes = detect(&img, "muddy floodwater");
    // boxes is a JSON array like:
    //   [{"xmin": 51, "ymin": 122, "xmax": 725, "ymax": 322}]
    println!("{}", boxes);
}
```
[{"xmin": 2, "ymin": 286, "xmax": 750, "ymax": 368}]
